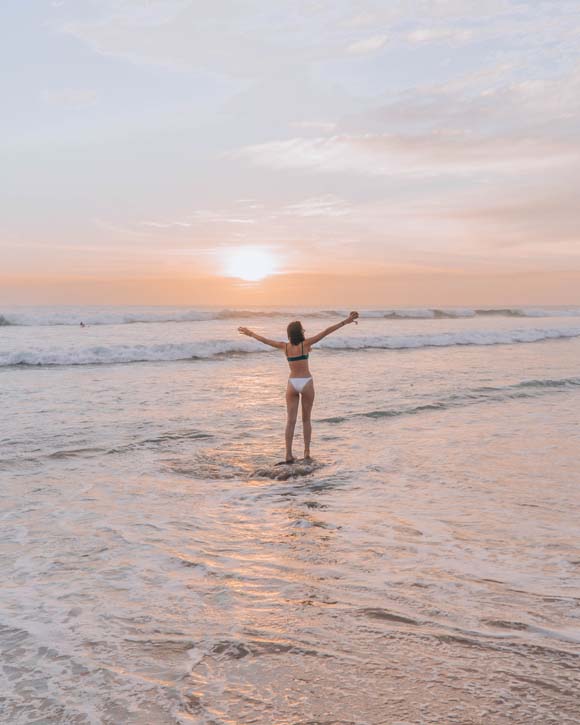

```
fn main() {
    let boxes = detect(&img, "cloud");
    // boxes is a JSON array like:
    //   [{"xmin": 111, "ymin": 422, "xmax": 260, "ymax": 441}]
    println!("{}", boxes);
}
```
[
  {"xmin": 230, "ymin": 131, "xmax": 578, "ymax": 177},
  {"xmin": 344, "ymin": 64, "xmax": 580, "ymax": 142},
  {"xmin": 346, "ymin": 34, "xmax": 388, "ymax": 55},
  {"xmin": 57, "ymin": 0, "xmax": 580, "ymax": 77},
  {"xmin": 137, "ymin": 209, "xmax": 258, "ymax": 234},
  {"xmin": 451, "ymin": 183, "xmax": 580, "ymax": 248},
  {"xmin": 407, "ymin": 28, "xmax": 473, "ymax": 44},
  {"xmin": 291, "ymin": 120, "xmax": 337, "ymax": 133},
  {"xmin": 58, "ymin": 1, "xmax": 360, "ymax": 75},
  {"xmin": 281, "ymin": 195, "xmax": 352, "ymax": 218},
  {"xmin": 140, "ymin": 220, "xmax": 193, "ymax": 229},
  {"xmin": 41, "ymin": 88, "xmax": 97, "ymax": 108}
]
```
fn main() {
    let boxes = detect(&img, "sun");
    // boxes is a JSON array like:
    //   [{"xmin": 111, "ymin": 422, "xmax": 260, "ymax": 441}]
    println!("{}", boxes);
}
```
[{"xmin": 223, "ymin": 247, "xmax": 279, "ymax": 281}]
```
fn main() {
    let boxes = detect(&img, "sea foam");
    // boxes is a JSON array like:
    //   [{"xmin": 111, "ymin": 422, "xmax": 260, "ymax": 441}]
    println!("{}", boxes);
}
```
[
  {"xmin": 1, "ymin": 306, "xmax": 579, "ymax": 327},
  {"xmin": 2, "ymin": 327, "xmax": 579, "ymax": 367}
]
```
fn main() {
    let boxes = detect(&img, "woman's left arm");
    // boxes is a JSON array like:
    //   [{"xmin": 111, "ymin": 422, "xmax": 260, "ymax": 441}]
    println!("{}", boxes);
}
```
[
  {"xmin": 305, "ymin": 311, "xmax": 359, "ymax": 346},
  {"xmin": 238, "ymin": 327, "xmax": 285, "ymax": 349}
]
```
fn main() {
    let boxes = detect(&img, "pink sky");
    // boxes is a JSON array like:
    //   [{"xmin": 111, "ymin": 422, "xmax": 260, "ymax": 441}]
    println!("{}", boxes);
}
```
[{"xmin": 3, "ymin": 1, "xmax": 580, "ymax": 305}]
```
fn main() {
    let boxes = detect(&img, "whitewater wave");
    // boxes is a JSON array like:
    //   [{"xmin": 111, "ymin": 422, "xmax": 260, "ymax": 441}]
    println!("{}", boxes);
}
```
[
  {"xmin": 0, "ymin": 309, "xmax": 215, "ymax": 327},
  {"xmin": 1, "ymin": 306, "xmax": 579, "ymax": 327},
  {"xmin": 2, "ymin": 327, "xmax": 580, "ymax": 367},
  {"xmin": 371, "ymin": 307, "xmax": 580, "ymax": 320},
  {"xmin": 319, "ymin": 377, "xmax": 580, "ymax": 424},
  {"xmin": 0, "ymin": 307, "xmax": 342, "ymax": 327},
  {"xmin": 0, "ymin": 340, "xmax": 266, "ymax": 367},
  {"xmin": 319, "ymin": 327, "xmax": 580, "ymax": 351}
]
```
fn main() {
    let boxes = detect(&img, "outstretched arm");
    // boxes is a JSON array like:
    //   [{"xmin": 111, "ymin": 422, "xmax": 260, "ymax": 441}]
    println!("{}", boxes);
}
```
[
  {"xmin": 305, "ymin": 311, "xmax": 359, "ymax": 346},
  {"xmin": 238, "ymin": 326, "xmax": 285, "ymax": 350}
]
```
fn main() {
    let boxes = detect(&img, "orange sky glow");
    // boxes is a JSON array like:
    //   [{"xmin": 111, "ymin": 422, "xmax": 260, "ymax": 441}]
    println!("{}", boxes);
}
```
[{"xmin": 2, "ymin": 270, "xmax": 578, "ymax": 307}]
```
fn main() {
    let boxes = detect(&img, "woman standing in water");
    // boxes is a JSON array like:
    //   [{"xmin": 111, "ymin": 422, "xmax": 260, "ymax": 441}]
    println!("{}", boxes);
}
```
[{"xmin": 238, "ymin": 312, "xmax": 359, "ymax": 463}]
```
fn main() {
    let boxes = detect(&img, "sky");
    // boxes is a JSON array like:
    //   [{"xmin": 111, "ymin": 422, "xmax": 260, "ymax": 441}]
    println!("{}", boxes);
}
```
[{"xmin": 2, "ymin": 0, "xmax": 580, "ymax": 305}]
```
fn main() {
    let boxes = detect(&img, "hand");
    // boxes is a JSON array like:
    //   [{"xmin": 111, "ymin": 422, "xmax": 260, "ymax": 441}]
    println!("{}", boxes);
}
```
[
  {"xmin": 347, "ymin": 311, "xmax": 359, "ymax": 324},
  {"xmin": 238, "ymin": 326, "xmax": 253, "ymax": 337}
]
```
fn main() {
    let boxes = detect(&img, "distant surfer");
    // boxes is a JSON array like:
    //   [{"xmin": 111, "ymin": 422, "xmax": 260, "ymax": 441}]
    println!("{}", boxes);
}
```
[
  {"xmin": 80, "ymin": 322, "xmax": 86, "ymax": 328},
  {"xmin": 238, "ymin": 312, "xmax": 359, "ymax": 463}
]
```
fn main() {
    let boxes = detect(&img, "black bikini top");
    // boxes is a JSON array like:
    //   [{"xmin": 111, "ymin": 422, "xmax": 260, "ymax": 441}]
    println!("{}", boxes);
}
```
[{"xmin": 286, "ymin": 342, "xmax": 309, "ymax": 362}]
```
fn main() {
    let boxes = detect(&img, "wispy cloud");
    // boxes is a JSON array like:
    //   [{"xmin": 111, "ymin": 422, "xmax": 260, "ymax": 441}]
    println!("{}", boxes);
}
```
[
  {"xmin": 282, "ymin": 195, "xmax": 352, "ymax": 218},
  {"xmin": 58, "ymin": 1, "xmax": 358, "ymax": 75},
  {"xmin": 231, "ymin": 132, "xmax": 578, "ymax": 177},
  {"xmin": 407, "ymin": 28, "xmax": 473, "ymax": 44},
  {"xmin": 57, "ymin": 0, "xmax": 580, "ymax": 74},
  {"xmin": 41, "ymin": 88, "xmax": 97, "ymax": 108},
  {"xmin": 336, "ymin": 66, "xmax": 580, "ymax": 156},
  {"xmin": 140, "ymin": 220, "xmax": 193, "ymax": 229},
  {"xmin": 290, "ymin": 120, "xmax": 337, "ymax": 133},
  {"xmin": 346, "ymin": 34, "xmax": 388, "ymax": 55}
]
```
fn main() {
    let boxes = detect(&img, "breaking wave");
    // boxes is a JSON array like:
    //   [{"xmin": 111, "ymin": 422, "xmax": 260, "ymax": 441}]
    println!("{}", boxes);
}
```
[
  {"xmin": 2, "ymin": 327, "xmax": 580, "ymax": 367},
  {"xmin": 0, "ymin": 340, "xmax": 267, "ymax": 367},
  {"xmin": 319, "ymin": 327, "xmax": 580, "ymax": 351},
  {"xmin": 1, "ymin": 306, "xmax": 579, "ymax": 327}
]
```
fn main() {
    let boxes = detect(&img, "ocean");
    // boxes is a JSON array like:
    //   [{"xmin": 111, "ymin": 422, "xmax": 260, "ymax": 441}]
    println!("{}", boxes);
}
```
[{"xmin": 1, "ymin": 305, "xmax": 579, "ymax": 724}]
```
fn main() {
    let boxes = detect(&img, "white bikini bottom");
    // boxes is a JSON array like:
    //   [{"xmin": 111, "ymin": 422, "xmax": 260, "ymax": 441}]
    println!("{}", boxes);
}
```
[{"xmin": 289, "ymin": 377, "xmax": 312, "ymax": 393}]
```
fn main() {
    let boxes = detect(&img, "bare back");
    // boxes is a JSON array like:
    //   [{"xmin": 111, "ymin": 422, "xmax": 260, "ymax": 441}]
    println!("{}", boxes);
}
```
[{"xmin": 285, "ymin": 341, "xmax": 311, "ymax": 377}]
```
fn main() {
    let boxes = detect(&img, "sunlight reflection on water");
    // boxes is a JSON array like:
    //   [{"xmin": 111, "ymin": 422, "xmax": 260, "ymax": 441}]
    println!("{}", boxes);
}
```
[{"xmin": 1, "ymin": 324, "xmax": 580, "ymax": 723}]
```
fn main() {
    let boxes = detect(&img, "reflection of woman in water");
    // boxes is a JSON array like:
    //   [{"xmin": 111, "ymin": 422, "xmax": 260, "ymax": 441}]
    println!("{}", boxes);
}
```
[{"xmin": 238, "ymin": 312, "xmax": 359, "ymax": 463}]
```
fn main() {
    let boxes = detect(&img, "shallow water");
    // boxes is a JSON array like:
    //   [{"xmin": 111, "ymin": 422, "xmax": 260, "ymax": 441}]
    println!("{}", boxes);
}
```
[{"xmin": 1, "ymin": 307, "xmax": 580, "ymax": 723}]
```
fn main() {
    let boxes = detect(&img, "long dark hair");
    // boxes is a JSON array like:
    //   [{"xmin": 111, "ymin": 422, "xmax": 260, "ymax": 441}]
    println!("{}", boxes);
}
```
[{"xmin": 287, "ymin": 320, "xmax": 304, "ymax": 346}]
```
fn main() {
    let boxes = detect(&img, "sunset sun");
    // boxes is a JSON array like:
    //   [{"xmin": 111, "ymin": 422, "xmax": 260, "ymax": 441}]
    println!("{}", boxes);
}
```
[{"xmin": 223, "ymin": 247, "xmax": 279, "ymax": 281}]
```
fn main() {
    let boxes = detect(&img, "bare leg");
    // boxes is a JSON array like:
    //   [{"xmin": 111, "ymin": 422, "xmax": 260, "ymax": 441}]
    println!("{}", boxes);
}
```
[
  {"xmin": 285, "ymin": 383, "xmax": 300, "ymax": 462},
  {"xmin": 300, "ymin": 380, "xmax": 315, "ymax": 459}
]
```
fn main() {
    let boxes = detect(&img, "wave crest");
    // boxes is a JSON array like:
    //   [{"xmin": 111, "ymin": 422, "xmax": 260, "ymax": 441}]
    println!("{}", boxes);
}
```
[
  {"xmin": 1, "ymin": 306, "xmax": 579, "ymax": 327},
  {"xmin": 0, "ymin": 340, "xmax": 267, "ymax": 367},
  {"xmin": 319, "ymin": 377, "xmax": 580, "ymax": 424},
  {"xmin": 319, "ymin": 327, "xmax": 580, "ymax": 351},
  {"xmin": 2, "ymin": 327, "xmax": 579, "ymax": 367}
]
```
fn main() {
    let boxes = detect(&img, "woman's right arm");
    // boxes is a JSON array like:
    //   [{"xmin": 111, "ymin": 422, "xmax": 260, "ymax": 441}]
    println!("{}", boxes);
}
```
[
  {"xmin": 305, "ymin": 312, "xmax": 359, "ymax": 346},
  {"xmin": 238, "ymin": 326, "xmax": 285, "ymax": 349}
]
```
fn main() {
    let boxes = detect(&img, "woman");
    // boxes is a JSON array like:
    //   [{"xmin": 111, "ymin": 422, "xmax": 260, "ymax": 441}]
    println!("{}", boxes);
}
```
[{"xmin": 238, "ymin": 311, "xmax": 359, "ymax": 463}]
